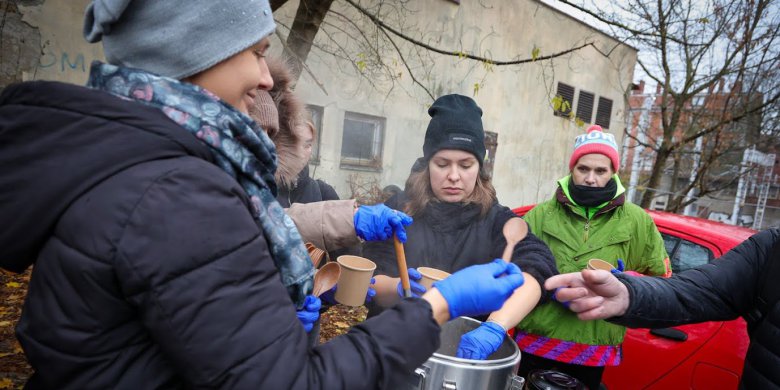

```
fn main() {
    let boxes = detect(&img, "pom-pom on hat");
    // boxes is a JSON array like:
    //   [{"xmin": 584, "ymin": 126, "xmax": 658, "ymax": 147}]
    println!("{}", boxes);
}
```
[
  {"xmin": 569, "ymin": 125, "xmax": 620, "ymax": 171},
  {"xmin": 423, "ymin": 94, "xmax": 486, "ymax": 165},
  {"xmin": 83, "ymin": 0, "xmax": 276, "ymax": 80}
]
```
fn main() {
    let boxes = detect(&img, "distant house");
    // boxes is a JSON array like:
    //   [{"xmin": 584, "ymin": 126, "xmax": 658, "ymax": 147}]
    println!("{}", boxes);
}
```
[{"xmin": 623, "ymin": 80, "xmax": 776, "ymax": 229}]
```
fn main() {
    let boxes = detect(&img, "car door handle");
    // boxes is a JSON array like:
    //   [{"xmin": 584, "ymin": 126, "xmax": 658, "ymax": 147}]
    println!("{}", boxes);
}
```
[{"xmin": 650, "ymin": 327, "xmax": 688, "ymax": 341}]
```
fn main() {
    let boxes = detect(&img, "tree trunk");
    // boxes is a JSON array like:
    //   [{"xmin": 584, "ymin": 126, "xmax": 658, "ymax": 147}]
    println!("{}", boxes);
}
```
[
  {"xmin": 666, "ymin": 152, "xmax": 682, "ymax": 212},
  {"xmin": 283, "ymin": 0, "xmax": 335, "ymax": 81},
  {"xmin": 640, "ymin": 144, "xmax": 672, "ymax": 209}
]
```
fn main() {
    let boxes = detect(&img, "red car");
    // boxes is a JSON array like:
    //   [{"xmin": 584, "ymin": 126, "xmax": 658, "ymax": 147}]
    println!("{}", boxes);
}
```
[{"xmin": 512, "ymin": 206, "xmax": 756, "ymax": 390}]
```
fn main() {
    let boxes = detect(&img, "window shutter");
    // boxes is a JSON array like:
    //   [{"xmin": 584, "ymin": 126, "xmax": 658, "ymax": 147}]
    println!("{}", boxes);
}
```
[
  {"xmin": 554, "ymin": 82, "xmax": 575, "ymax": 117},
  {"xmin": 595, "ymin": 97, "xmax": 613, "ymax": 129},
  {"xmin": 576, "ymin": 90, "xmax": 594, "ymax": 123}
]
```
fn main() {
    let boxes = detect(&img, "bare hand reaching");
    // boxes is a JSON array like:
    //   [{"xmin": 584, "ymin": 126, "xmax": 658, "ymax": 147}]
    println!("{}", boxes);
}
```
[{"xmin": 544, "ymin": 270, "xmax": 631, "ymax": 321}]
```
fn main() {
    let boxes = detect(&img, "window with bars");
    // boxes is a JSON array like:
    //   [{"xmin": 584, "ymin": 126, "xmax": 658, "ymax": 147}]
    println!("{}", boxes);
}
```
[
  {"xmin": 306, "ymin": 105, "xmax": 324, "ymax": 164},
  {"xmin": 595, "ymin": 97, "xmax": 613, "ymax": 129},
  {"xmin": 554, "ymin": 82, "xmax": 575, "ymax": 117},
  {"xmin": 576, "ymin": 90, "xmax": 594, "ymax": 123},
  {"xmin": 340, "ymin": 111, "xmax": 384, "ymax": 170}
]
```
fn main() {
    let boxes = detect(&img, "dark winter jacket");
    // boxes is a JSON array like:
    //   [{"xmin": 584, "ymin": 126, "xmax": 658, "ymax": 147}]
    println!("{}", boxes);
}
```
[
  {"xmin": 276, "ymin": 166, "xmax": 339, "ymax": 208},
  {"xmin": 611, "ymin": 228, "xmax": 780, "ymax": 390},
  {"xmin": 363, "ymin": 193, "xmax": 557, "ymax": 299},
  {"xmin": 0, "ymin": 81, "xmax": 439, "ymax": 389}
]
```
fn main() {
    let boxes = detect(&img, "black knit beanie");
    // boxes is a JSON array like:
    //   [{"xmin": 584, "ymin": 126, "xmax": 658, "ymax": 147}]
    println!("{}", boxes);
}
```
[{"xmin": 423, "ymin": 94, "xmax": 486, "ymax": 165}]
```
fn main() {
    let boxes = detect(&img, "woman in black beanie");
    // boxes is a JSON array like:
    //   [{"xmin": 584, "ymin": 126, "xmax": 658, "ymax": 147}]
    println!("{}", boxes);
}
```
[{"xmin": 364, "ymin": 94, "xmax": 558, "ymax": 360}]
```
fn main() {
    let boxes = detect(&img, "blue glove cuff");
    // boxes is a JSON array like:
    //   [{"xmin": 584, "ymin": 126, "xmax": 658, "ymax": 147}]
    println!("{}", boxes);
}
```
[{"xmin": 484, "ymin": 319, "xmax": 507, "ymax": 334}]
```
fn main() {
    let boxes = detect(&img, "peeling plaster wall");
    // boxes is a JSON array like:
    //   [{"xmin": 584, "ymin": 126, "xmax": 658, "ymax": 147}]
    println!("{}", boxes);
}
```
[
  {"xmin": 0, "ymin": 0, "xmax": 104, "ymax": 90},
  {"xmin": 0, "ymin": 1, "xmax": 41, "ymax": 89}
]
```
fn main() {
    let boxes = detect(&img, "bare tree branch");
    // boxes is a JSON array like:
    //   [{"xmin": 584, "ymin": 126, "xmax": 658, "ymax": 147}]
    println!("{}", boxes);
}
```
[{"xmin": 342, "ymin": 0, "xmax": 596, "ymax": 66}]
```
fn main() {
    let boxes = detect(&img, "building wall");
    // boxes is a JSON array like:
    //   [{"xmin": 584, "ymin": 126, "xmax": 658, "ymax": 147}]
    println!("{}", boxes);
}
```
[
  {"xmin": 3, "ymin": 0, "xmax": 637, "ymax": 209},
  {"xmin": 2, "ymin": 0, "xmax": 104, "ymax": 88},
  {"xmin": 272, "ymin": 0, "xmax": 637, "ymax": 207}
]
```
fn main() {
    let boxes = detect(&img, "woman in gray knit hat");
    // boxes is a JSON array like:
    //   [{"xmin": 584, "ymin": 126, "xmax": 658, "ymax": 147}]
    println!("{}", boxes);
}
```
[{"xmin": 0, "ymin": 1, "xmax": 526, "ymax": 388}]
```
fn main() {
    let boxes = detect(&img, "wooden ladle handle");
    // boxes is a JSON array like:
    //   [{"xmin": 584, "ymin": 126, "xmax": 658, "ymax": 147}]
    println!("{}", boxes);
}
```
[{"xmin": 393, "ymin": 235, "xmax": 412, "ymax": 297}]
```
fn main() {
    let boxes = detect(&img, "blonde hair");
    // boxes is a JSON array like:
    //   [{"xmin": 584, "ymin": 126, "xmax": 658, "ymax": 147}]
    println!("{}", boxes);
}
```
[{"xmin": 403, "ymin": 162, "xmax": 496, "ymax": 217}]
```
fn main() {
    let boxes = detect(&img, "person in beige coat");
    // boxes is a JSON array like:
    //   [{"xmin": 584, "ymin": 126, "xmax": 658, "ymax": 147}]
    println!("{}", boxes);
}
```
[{"xmin": 249, "ymin": 56, "xmax": 393, "ymax": 255}]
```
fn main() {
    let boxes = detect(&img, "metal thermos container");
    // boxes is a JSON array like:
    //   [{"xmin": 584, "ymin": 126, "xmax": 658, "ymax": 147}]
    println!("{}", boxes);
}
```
[{"xmin": 396, "ymin": 316, "xmax": 524, "ymax": 390}]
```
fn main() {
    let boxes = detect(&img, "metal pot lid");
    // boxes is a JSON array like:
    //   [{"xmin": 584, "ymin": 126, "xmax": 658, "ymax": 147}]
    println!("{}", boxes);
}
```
[{"xmin": 526, "ymin": 370, "xmax": 586, "ymax": 390}]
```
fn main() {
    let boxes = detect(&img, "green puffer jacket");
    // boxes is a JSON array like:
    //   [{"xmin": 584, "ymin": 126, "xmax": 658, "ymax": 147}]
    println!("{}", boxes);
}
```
[{"xmin": 517, "ymin": 176, "xmax": 669, "ymax": 346}]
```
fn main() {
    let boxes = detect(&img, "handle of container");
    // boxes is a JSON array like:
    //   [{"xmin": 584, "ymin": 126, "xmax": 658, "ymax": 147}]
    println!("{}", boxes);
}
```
[
  {"xmin": 509, "ymin": 374, "xmax": 525, "ymax": 390},
  {"xmin": 413, "ymin": 366, "xmax": 427, "ymax": 388},
  {"xmin": 442, "ymin": 380, "xmax": 457, "ymax": 390}
]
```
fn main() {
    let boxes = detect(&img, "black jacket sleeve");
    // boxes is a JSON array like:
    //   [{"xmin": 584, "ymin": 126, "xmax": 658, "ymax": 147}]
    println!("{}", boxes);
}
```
[
  {"xmin": 117, "ymin": 161, "xmax": 439, "ymax": 389},
  {"xmin": 491, "ymin": 206, "xmax": 559, "ymax": 303},
  {"xmin": 610, "ymin": 228, "xmax": 779, "ymax": 329},
  {"xmin": 317, "ymin": 179, "xmax": 340, "ymax": 201}
]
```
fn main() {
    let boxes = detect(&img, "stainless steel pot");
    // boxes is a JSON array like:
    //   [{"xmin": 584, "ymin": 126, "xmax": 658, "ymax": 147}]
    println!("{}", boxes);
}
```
[{"xmin": 396, "ymin": 317, "xmax": 524, "ymax": 390}]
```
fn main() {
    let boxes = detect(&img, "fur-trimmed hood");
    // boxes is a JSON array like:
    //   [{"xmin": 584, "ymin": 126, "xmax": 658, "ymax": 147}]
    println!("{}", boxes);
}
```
[{"xmin": 249, "ymin": 56, "xmax": 311, "ymax": 188}]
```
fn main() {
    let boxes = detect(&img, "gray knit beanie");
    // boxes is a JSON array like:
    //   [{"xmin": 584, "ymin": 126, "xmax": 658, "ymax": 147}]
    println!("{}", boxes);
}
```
[{"xmin": 83, "ymin": 0, "xmax": 276, "ymax": 80}]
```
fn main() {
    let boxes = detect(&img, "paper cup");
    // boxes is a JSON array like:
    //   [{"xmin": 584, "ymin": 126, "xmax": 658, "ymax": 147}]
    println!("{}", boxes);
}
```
[
  {"xmin": 417, "ymin": 267, "xmax": 451, "ymax": 291},
  {"xmin": 587, "ymin": 259, "xmax": 615, "ymax": 272},
  {"xmin": 334, "ymin": 255, "xmax": 377, "ymax": 306}
]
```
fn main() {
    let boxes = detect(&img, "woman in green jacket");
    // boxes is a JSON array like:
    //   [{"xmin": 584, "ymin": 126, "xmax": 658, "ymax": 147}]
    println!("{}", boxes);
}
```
[{"xmin": 516, "ymin": 125, "xmax": 671, "ymax": 389}]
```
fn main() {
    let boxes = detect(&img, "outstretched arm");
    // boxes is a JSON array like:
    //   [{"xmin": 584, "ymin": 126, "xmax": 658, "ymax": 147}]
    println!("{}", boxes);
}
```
[{"xmin": 545, "ymin": 228, "xmax": 779, "ymax": 328}]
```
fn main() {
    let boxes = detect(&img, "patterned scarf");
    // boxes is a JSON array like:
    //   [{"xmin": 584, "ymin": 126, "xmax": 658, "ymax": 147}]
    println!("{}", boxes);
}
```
[{"xmin": 87, "ymin": 62, "xmax": 314, "ymax": 307}]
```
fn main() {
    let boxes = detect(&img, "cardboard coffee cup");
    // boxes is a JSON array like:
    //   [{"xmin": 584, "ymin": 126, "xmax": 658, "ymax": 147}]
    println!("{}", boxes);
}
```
[
  {"xmin": 334, "ymin": 255, "xmax": 377, "ymax": 306},
  {"xmin": 417, "ymin": 267, "xmax": 451, "ymax": 291},
  {"xmin": 587, "ymin": 259, "xmax": 615, "ymax": 272}
]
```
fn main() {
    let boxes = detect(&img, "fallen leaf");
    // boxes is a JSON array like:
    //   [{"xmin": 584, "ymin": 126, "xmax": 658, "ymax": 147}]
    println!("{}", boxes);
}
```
[
  {"xmin": 0, "ymin": 378, "xmax": 12, "ymax": 389},
  {"xmin": 0, "ymin": 321, "xmax": 12, "ymax": 327},
  {"xmin": 4, "ymin": 282, "xmax": 20, "ymax": 288},
  {"xmin": 333, "ymin": 321, "xmax": 349, "ymax": 329}
]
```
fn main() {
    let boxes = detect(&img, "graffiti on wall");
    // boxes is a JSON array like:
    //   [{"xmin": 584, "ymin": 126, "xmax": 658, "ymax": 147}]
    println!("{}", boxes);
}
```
[{"xmin": 38, "ymin": 50, "xmax": 93, "ymax": 73}]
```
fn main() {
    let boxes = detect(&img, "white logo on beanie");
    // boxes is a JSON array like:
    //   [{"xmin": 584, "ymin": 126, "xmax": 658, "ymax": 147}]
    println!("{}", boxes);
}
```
[
  {"xmin": 574, "ymin": 131, "xmax": 617, "ymax": 149},
  {"xmin": 451, "ymin": 136, "xmax": 474, "ymax": 143}
]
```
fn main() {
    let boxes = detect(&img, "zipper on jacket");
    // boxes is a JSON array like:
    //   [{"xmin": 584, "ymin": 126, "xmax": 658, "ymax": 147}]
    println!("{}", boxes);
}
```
[{"xmin": 583, "ymin": 219, "xmax": 591, "ymax": 241}]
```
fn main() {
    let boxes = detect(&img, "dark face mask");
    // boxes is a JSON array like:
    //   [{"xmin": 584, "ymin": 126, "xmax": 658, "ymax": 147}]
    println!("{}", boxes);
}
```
[{"xmin": 568, "ymin": 178, "xmax": 617, "ymax": 207}]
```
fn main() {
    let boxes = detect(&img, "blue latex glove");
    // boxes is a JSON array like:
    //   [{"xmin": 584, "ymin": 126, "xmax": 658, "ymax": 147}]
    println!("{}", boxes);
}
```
[
  {"xmin": 433, "ymin": 259, "xmax": 525, "ymax": 319},
  {"xmin": 611, "ymin": 258, "xmax": 625, "ymax": 274},
  {"xmin": 354, "ymin": 204, "xmax": 413, "ymax": 242},
  {"xmin": 296, "ymin": 295, "xmax": 321, "ymax": 333},
  {"xmin": 456, "ymin": 321, "xmax": 507, "ymax": 360},
  {"xmin": 321, "ymin": 278, "xmax": 376, "ymax": 305},
  {"xmin": 396, "ymin": 268, "xmax": 427, "ymax": 298}
]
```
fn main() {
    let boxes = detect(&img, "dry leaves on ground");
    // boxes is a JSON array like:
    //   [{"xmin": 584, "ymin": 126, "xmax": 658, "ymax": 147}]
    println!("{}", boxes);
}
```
[{"xmin": 0, "ymin": 270, "xmax": 32, "ymax": 389}]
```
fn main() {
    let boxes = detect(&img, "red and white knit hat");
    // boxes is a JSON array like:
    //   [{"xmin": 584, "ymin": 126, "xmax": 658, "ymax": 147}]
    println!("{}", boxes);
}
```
[{"xmin": 568, "ymin": 125, "xmax": 620, "ymax": 171}]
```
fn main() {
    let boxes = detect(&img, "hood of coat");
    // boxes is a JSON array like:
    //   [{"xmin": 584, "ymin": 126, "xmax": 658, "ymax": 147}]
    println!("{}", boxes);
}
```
[
  {"xmin": 0, "ymin": 81, "xmax": 211, "ymax": 272},
  {"xmin": 265, "ymin": 56, "xmax": 310, "ymax": 189}
]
